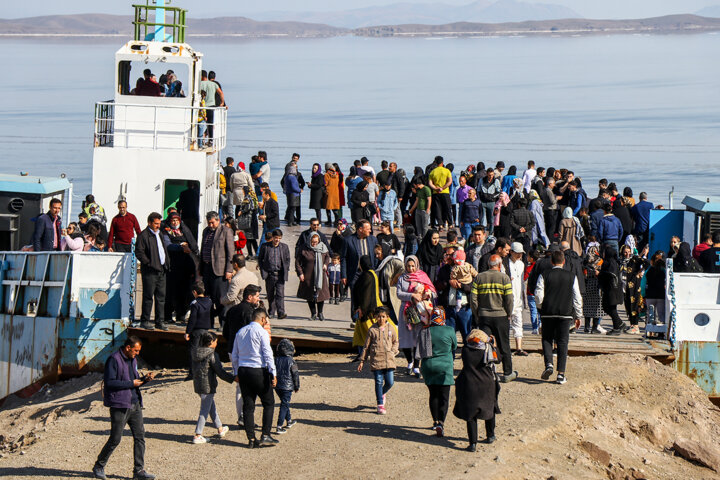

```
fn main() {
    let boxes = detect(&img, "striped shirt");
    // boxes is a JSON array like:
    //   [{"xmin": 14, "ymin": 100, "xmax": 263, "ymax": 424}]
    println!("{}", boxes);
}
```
[{"xmin": 469, "ymin": 269, "xmax": 514, "ymax": 318}]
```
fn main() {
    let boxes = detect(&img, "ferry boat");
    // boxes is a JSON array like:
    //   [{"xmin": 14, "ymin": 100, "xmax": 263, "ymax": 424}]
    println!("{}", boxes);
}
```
[
  {"xmin": 0, "ymin": 0, "xmax": 225, "ymax": 401},
  {"xmin": 0, "ymin": 1, "xmax": 718, "ymax": 404}
]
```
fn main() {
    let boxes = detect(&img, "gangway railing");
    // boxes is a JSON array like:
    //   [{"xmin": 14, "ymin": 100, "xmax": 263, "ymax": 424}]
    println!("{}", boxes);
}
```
[{"xmin": 94, "ymin": 101, "xmax": 227, "ymax": 152}]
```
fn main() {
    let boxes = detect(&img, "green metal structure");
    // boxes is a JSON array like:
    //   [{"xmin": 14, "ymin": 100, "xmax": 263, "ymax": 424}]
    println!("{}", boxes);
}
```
[{"xmin": 133, "ymin": 1, "xmax": 187, "ymax": 43}]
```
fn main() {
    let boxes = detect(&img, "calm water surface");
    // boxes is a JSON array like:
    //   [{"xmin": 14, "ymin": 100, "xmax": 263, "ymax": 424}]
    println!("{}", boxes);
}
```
[{"xmin": 1, "ymin": 34, "xmax": 719, "ymax": 215}]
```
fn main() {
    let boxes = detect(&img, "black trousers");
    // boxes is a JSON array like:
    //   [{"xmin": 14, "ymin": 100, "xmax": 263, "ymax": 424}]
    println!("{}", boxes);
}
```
[
  {"xmin": 431, "ymin": 193, "xmax": 452, "ymax": 227},
  {"xmin": 265, "ymin": 272, "xmax": 285, "ymax": 316},
  {"xmin": 113, "ymin": 243, "xmax": 132, "ymax": 253},
  {"xmin": 96, "ymin": 402, "xmax": 145, "ymax": 474},
  {"xmin": 307, "ymin": 300, "xmax": 324, "ymax": 315},
  {"xmin": 237, "ymin": 367, "xmax": 275, "ymax": 440},
  {"xmin": 604, "ymin": 303, "xmax": 624, "ymax": 330},
  {"xmin": 467, "ymin": 416, "xmax": 496, "ymax": 444},
  {"xmin": 541, "ymin": 317, "xmax": 571, "ymax": 373},
  {"xmin": 202, "ymin": 262, "xmax": 223, "ymax": 327},
  {"xmin": 544, "ymin": 209, "xmax": 558, "ymax": 238},
  {"xmin": 427, "ymin": 384, "xmax": 451, "ymax": 423},
  {"xmin": 140, "ymin": 269, "xmax": 165, "ymax": 325},
  {"xmin": 477, "ymin": 316, "xmax": 513, "ymax": 376},
  {"xmin": 206, "ymin": 108, "xmax": 214, "ymax": 141},
  {"xmin": 165, "ymin": 258, "xmax": 194, "ymax": 322},
  {"xmin": 325, "ymin": 209, "xmax": 340, "ymax": 225}
]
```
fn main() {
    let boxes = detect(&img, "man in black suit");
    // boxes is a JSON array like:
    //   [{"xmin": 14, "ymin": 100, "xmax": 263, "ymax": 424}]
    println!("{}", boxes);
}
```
[
  {"xmin": 257, "ymin": 229, "xmax": 291, "ymax": 319},
  {"xmin": 135, "ymin": 212, "xmax": 170, "ymax": 330}
]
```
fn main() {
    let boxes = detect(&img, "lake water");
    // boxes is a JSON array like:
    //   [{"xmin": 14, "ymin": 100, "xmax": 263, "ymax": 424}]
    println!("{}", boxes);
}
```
[{"xmin": 1, "ymin": 34, "xmax": 719, "ymax": 217}]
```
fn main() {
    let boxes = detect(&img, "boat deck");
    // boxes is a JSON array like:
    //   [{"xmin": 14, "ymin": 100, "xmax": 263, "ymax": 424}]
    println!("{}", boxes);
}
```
[{"xmin": 129, "ymin": 222, "xmax": 674, "ymax": 361}]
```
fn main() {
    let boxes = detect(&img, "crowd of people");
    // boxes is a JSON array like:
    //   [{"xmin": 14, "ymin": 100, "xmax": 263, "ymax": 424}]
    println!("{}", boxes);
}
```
[{"xmin": 25, "ymin": 155, "xmax": 720, "ymax": 478}]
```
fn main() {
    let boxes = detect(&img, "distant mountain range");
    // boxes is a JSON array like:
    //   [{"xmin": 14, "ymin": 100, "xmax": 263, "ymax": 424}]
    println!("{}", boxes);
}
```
[
  {"xmin": 0, "ymin": 15, "xmax": 343, "ymax": 36},
  {"xmin": 251, "ymin": 0, "xmax": 581, "ymax": 28},
  {"xmin": 696, "ymin": 5, "xmax": 720, "ymax": 18},
  {"xmin": 1, "ymin": 13, "xmax": 720, "ymax": 38}
]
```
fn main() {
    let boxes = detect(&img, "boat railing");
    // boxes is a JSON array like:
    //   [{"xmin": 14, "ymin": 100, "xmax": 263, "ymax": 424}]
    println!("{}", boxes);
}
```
[{"xmin": 94, "ymin": 101, "xmax": 227, "ymax": 152}]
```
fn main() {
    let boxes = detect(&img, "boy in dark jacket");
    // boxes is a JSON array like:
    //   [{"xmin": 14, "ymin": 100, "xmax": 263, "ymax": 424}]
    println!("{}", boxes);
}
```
[
  {"xmin": 185, "ymin": 284, "xmax": 213, "ymax": 378},
  {"xmin": 192, "ymin": 332, "xmax": 235, "ymax": 444},
  {"xmin": 274, "ymin": 339, "xmax": 300, "ymax": 434}
]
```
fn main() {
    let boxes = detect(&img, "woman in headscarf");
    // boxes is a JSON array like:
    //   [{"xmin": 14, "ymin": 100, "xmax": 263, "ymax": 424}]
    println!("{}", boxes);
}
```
[
  {"xmin": 621, "ymin": 244, "xmax": 649, "ymax": 334},
  {"xmin": 509, "ymin": 177, "xmax": 526, "ymax": 209},
  {"xmin": 644, "ymin": 251, "xmax": 667, "ymax": 326},
  {"xmin": 417, "ymin": 229, "xmax": 444, "ymax": 283},
  {"xmin": 612, "ymin": 196, "xmax": 633, "ymax": 245},
  {"xmin": 396, "ymin": 255, "xmax": 436, "ymax": 377},
  {"xmin": 324, "ymin": 163, "xmax": 341, "ymax": 226},
  {"xmin": 296, "ymin": 232, "xmax": 331, "ymax": 321},
  {"xmin": 352, "ymin": 255, "xmax": 387, "ymax": 353},
  {"xmin": 673, "ymin": 242, "xmax": 702, "ymax": 273},
  {"xmin": 162, "ymin": 211, "xmax": 199, "ymax": 323},
  {"xmin": 283, "ymin": 162, "xmax": 302, "ymax": 226},
  {"xmin": 309, "ymin": 163, "xmax": 326, "ymax": 221},
  {"xmin": 350, "ymin": 180, "xmax": 370, "ymax": 224},
  {"xmin": 559, "ymin": 207, "xmax": 583, "ymax": 256},
  {"xmin": 230, "ymin": 161, "xmax": 253, "ymax": 216},
  {"xmin": 583, "ymin": 237, "xmax": 604, "ymax": 333},
  {"xmin": 334, "ymin": 162, "xmax": 345, "ymax": 219},
  {"xmin": 420, "ymin": 307, "xmax": 457, "ymax": 438},
  {"xmin": 493, "ymin": 192, "xmax": 512, "ymax": 239},
  {"xmin": 528, "ymin": 189, "xmax": 549, "ymax": 248},
  {"xmin": 501, "ymin": 165, "xmax": 518, "ymax": 195},
  {"xmin": 374, "ymin": 243, "xmax": 405, "ymax": 324},
  {"xmin": 453, "ymin": 329, "xmax": 500, "ymax": 450},
  {"xmin": 237, "ymin": 186, "xmax": 259, "ymax": 259},
  {"xmin": 472, "ymin": 162, "xmax": 486, "ymax": 190},
  {"xmin": 599, "ymin": 244, "xmax": 626, "ymax": 335}
]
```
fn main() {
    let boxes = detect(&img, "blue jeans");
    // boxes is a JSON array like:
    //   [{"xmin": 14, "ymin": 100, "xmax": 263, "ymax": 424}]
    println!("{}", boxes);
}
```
[
  {"xmin": 195, "ymin": 393, "xmax": 222, "ymax": 435},
  {"xmin": 455, "ymin": 305, "xmax": 473, "ymax": 343},
  {"xmin": 481, "ymin": 202, "xmax": 495, "ymax": 234},
  {"xmin": 528, "ymin": 294, "xmax": 539, "ymax": 330},
  {"xmin": 373, "ymin": 369, "xmax": 394, "ymax": 405},
  {"xmin": 460, "ymin": 222, "xmax": 480, "ymax": 241},
  {"xmin": 276, "ymin": 389, "xmax": 293, "ymax": 427},
  {"xmin": 259, "ymin": 224, "xmax": 269, "ymax": 247}
]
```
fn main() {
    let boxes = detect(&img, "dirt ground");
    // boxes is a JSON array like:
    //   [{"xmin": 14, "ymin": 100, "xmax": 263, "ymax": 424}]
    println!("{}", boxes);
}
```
[{"xmin": 1, "ymin": 352, "xmax": 720, "ymax": 480}]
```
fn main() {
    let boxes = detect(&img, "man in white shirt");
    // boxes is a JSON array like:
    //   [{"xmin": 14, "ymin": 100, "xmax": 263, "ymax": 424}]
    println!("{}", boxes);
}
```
[
  {"xmin": 232, "ymin": 307, "xmax": 278, "ymax": 448},
  {"xmin": 522, "ymin": 160, "xmax": 537, "ymax": 193}
]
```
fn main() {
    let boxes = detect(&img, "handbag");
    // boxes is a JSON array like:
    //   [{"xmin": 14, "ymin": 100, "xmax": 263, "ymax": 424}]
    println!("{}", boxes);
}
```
[{"xmin": 404, "ymin": 303, "xmax": 422, "ymax": 325}]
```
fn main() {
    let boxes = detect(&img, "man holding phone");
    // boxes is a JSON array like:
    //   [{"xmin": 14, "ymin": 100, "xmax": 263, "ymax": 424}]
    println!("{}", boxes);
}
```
[{"xmin": 93, "ymin": 337, "xmax": 156, "ymax": 480}]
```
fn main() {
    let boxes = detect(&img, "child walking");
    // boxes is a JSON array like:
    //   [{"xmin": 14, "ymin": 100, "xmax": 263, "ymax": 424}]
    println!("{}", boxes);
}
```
[
  {"xmin": 275, "ymin": 338, "xmax": 300, "ymax": 434},
  {"xmin": 328, "ymin": 253, "xmax": 342, "ymax": 305},
  {"xmin": 192, "ymin": 332, "xmax": 235, "ymax": 444},
  {"xmin": 358, "ymin": 306, "xmax": 399, "ymax": 415}
]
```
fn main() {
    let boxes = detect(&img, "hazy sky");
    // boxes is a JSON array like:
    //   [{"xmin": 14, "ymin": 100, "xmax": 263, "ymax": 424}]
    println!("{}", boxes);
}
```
[{"xmin": 4, "ymin": 0, "xmax": 719, "ymax": 19}]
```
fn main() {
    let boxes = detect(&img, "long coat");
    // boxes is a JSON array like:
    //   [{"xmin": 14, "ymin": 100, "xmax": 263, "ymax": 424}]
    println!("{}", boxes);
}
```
[
  {"xmin": 352, "ymin": 270, "xmax": 384, "ymax": 347},
  {"xmin": 453, "ymin": 344, "xmax": 500, "ymax": 421},
  {"xmin": 200, "ymin": 224, "xmax": 235, "ymax": 276},
  {"xmin": 230, "ymin": 171, "xmax": 253, "ymax": 205},
  {"xmin": 309, "ymin": 174, "xmax": 325, "ymax": 210},
  {"xmin": 295, "ymin": 247, "xmax": 331, "ymax": 302},
  {"xmin": 559, "ymin": 217, "xmax": 583, "ymax": 256},
  {"xmin": 420, "ymin": 325, "xmax": 457, "ymax": 386},
  {"xmin": 324, "ymin": 170, "xmax": 341, "ymax": 210}
]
